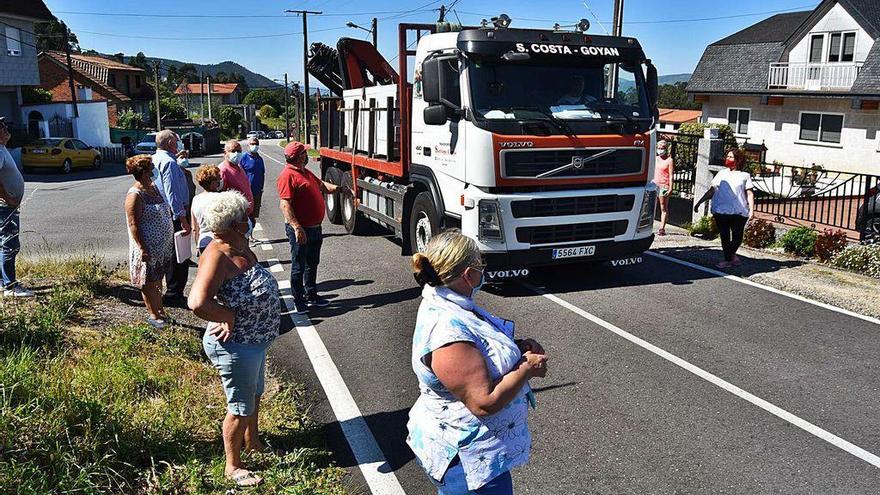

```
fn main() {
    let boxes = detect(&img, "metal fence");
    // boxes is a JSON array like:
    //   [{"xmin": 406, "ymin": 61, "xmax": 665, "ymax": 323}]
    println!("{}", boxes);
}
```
[
  {"xmin": 751, "ymin": 163, "xmax": 879, "ymax": 241},
  {"xmin": 659, "ymin": 132, "xmax": 701, "ymax": 197}
]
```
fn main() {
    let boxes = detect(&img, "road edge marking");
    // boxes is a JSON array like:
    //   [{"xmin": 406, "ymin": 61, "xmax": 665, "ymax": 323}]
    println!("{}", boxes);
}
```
[
  {"xmin": 523, "ymin": 281, "xmax": 880, "ymax": 470},
  {"xmin": 646, "ymin": 251, "xmax": 880, "ymax": 326},
  {"xmin": 275, "ymin": 283, "xmax": 407, "ymax": 493}
]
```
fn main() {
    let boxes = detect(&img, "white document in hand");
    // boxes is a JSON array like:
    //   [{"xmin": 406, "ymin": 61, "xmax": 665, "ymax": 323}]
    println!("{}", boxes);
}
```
[{"xmin": 174, "ymin": 231, "xmax": 192, "ymax": 264}]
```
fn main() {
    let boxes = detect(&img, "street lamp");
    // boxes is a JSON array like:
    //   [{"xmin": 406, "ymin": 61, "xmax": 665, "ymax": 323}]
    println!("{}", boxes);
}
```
[{"xmin": 346, "ymin": 18, "xmax": 377, "ymax": 46}]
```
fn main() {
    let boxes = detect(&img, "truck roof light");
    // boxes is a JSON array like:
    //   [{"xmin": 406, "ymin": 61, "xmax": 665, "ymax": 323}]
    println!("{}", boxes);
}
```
[
  {"xmin": 577, "ymin": 19, "xmax": 590, "ymax": 32},
  {"xmin": 492, "ymin": 14, "xmax": 511, "ymax": 29}
]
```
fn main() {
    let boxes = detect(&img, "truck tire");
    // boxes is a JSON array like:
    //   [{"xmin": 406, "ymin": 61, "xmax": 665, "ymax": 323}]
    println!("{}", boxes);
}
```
[
  {"xmin": 341, "ymin": 171, "xmax": 370, "ymax": 234},
  {"xmin": 323, "ymin": 165, "xmax": 343, "ymax": 225},
  {"xmin": 409, "ymin": 191, "xmax": 439, "ymax": 254}
]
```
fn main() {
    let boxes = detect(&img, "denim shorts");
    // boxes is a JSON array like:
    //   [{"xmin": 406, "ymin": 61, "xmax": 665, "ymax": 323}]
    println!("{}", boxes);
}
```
[
  {"xmin": 203, "ymin": 332, "xmax": 269, "ymax": 416},
  {"xmin": 432, "ymin": 460, "xmax": 513, "ymax": 495}
]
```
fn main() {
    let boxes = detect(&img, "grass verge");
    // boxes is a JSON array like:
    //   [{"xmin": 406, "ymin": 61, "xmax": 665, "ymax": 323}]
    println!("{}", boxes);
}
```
[{"xmin": 0, "ymin": 256, "xmax": 345, "ymax": 494}]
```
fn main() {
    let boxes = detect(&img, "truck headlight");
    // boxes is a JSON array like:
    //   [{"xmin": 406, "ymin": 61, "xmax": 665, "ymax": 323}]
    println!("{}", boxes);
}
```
[
  {"xmin": 478, "ymin": 200, "xmax": 504, "ymax": 241},
  {"xmin": 637, "ymin": 190, "xmax": 656, "ymax": 231}
]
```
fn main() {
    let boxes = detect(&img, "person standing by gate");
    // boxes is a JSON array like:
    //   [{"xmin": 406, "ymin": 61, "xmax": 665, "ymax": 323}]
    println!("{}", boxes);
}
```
[
  {"xmin": 277, "ymin": 141, "xmax": 342, "ymax": 313},
  {"xmin": 654, "ymin": 140, "xmax": 674, "ymax": 236},
  {"xmin": 694, "ymin": 148, "xmax": 754, "ymax": 269}
]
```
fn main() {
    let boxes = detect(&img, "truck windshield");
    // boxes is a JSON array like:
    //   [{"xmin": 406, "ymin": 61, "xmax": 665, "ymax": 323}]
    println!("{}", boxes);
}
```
[{"xmin": 468, "ymin": 60, "xmax": 650, "ymax": 133}]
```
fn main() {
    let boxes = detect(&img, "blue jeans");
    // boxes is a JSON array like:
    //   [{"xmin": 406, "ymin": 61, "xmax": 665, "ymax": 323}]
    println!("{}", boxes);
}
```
[
  {"xmin": 285, "ymin": 224, "xmax": 323, "ymax": 303},
  {"xmin": 434, "ymin": 461, "xmax": 513, "ymax": 495},
  {"xmin": 0, "ymin": 205, "xmax": 20, "ymax": 290},
  {"xmin": 202, "ymin": 332, "xmax": 269, "ymax": 417}
]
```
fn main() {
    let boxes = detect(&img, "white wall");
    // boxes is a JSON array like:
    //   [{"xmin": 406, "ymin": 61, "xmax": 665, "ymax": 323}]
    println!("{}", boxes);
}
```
[
  {"xmin": 703, "ymin": 94, "xmax": 880, "ymax": 174},
  {"xmin": 787, "ymin": 3, "xmax": 874, "ymax": 64},
  {"xmin": 73, "ymin": 101, "xmax": 111, "ymax": 147}
]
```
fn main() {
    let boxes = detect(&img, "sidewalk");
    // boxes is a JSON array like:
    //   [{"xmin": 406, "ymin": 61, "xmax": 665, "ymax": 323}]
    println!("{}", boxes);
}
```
[{"xmin": 650, "ymin": 222, "xmax": 880, "ymax": 320}]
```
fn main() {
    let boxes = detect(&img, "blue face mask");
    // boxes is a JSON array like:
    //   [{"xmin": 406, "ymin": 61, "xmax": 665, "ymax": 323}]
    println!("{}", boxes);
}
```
[
  {"xmin": 469, "ymin": 268, "xmax": 485, "ymax": 299},
  {"xmin": 227, "ymin": 151, "xmax": 242, "ymax": 165},
  {"xmin": 178, "ymin": 157, "xmax": 189, "ymax": 168}
]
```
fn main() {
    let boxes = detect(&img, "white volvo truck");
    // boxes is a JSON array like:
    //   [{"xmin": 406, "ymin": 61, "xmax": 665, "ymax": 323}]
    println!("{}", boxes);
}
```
[{"xmin": 309, "ymin": 17, "xmax": 659, "ymax": 281}]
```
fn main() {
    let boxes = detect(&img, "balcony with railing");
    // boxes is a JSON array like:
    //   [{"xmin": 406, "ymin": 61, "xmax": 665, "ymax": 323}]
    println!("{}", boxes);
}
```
[{"xmin": 767, "ymin": 62, "xmax": 864, "ymax": 91}]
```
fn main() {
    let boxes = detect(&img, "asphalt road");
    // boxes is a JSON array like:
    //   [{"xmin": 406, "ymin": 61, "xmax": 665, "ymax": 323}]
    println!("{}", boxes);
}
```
[{"xmin": 22, "ymin": 141, "xmax": 880, "ymax": 493}]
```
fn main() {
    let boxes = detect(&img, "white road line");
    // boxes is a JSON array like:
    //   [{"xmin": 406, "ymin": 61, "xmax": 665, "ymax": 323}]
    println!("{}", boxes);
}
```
[
  {"xmin": 267, "ymin": 258, "xmax": 284, "ymax": 273},
  {"xmin": 275, "ymin": 281, "xmax": 407, "ymax": 494},
  {"xmin": 646, "ymin": 251, "xmax": 880, "ymax": 326},
  {"xmin": 253, "ymin": 222, "xmax": 264, "ymax": 232},
  {"xmin": 524, "ymin": 281, "xmax": 880, "ymax": 470},
  {"xmin": 260, "ymin": 242, "xmax": 273, "ymax": 252},
  {"xmin": 263, "ymin": 153, "xmax": 285, "ymax": 166}
]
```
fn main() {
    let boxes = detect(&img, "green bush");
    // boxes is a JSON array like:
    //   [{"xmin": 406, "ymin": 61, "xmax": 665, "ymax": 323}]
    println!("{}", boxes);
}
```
[
  {"xmin": 743, "ymin": 218, "xmax": 776, "ymax": 248},
  {"xmin": 259, "ymin": 104, "xmax": 278, "ymax": 119},
  {"xmin": 677, "ymin": 121, "xmax": 739, "ymax": 151},
  {"xmin": 831, "ymin": 244, "xmax": 880, "ymax": 278},
  {"xmin": 780, "ymin": 226, "xmax": 818, "ymax": 257},
  {"xmin": 815, "ymin": 228, "xmax": 849, "ymax": 262},
  {"xmin": 685, "ymin": 215, "xmax": 719, "ymax": 240},
  {"xmin": 117, "ymin": 109, "xmax": 144, "ymax": 129}
]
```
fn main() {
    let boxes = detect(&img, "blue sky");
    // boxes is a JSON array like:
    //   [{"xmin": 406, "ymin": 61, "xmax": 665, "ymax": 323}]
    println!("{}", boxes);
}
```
[{"xmin": 43, "ymin": 0, "xmax": 820, "ymax": 84}]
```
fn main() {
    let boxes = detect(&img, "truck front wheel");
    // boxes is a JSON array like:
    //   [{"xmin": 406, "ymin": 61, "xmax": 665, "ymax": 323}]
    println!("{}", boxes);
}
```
[
  {"xmin": 324, "ymin": 165, "xmax": 343, "ymax": 225},
  {"xmin": 409, "ymin": 191, "xmax": 439, "ymax": 253}
]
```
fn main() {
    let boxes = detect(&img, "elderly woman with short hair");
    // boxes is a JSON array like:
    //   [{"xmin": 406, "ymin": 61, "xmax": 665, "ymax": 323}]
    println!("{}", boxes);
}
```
[
  {"xmin": 124, "ymin": 154, "xmax": 174, "ymax": 328},
  {"xmin": 188, "ymin": 191, "xmax": 281, "ymax": 488}
]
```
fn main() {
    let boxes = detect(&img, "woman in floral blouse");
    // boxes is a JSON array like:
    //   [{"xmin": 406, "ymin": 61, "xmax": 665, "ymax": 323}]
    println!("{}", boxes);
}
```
[{"xmin": 408, "ymin": 229, "xmax": 549, "ymax": 494}]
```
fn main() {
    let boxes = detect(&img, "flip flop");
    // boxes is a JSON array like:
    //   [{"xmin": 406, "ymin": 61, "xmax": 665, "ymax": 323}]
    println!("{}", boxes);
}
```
[{"xmin": 228, "ymin": 469, "xmax": 263, "ymax": 487}]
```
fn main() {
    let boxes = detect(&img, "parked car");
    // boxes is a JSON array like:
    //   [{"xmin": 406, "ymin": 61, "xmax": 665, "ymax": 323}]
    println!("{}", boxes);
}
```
[
  {"xmin": 179, "ymin": 132, "xmax": 204, "ymax": 157},
  {"xmin": 134, "ymin": 132, "xmax": 188, "ymax": 155},
  {"xmin": 856, "ymin": 185, "xmax": 879, "ymax": 243},
  {"xmin": 22, "ymin": 138, "xmax": 102, "ymax": 174},
  {"xmin": 273, "ymin": 130, "xmax": 285, "ymax": 139},
  {"xmin": 246, "ymin": 131, "xmax": 259, "ymax": 140}
]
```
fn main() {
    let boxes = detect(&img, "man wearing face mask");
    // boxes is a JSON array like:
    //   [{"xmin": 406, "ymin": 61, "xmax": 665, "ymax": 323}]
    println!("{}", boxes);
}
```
[
  {"xmin": 219, "ymin": 140, "xmax": 254, "ymax": 217},
  {"xmin": 239, "ymin": 137, "xmax": 265, "ymax": 224},
  {"xmin": 152, "ymin": 130, "xmax": 192, "ymax": 307}
]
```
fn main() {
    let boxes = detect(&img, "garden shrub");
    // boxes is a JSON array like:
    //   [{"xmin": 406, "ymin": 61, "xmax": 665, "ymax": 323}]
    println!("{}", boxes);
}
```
[
  {"xmin": 743, "ymin": 218, "xmax": 775, "ymax": 248},
  {"xmin": 831, "ymin": 244, "xmax": 880, "ymax": 278},
  {"xmin": 814, "ymin": 228, "xmax": 848, "ymax": 262},
  {"xmin": 780, "ymin": 226, "xmax": 818, "ymax": 257},
  {"xmin": 685, "ymin": 215, "xmax": 718, "ymax": 240}
]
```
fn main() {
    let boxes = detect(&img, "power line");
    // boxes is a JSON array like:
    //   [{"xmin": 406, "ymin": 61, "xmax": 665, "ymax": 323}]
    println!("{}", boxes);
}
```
[
  {"xmin": 53, "ymin": 8, "xmax": 439, "ymax": 19},
  {"xmin": 455, "ymin": 5, "xmax": 816, "ymax": 25},
  {"xmin": 70, "ymin": 25, "xmax": 348, "ymax": 41}
]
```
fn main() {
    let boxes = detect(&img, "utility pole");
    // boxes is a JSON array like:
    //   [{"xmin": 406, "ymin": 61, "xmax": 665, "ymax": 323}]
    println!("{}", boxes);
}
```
[
  {"xmin": 206, "ymin": 75, "xmax": 213, "ymax": 120},
  {"xmin": 286, "ymin": 9, "xmax": 321, "ymax": 145},
  {"xmin": 371, "ymin": 17, "xmax": 378, "ymax": 47},
  {"xmin": 153, "ymin": 61, "xmax": 161, "ymax": 130},
  {"xmin": 63, "ymin": 27, "xmax": 79, "ymax": 118},
  {"xmin": 284, "ymin": 73, "xmax": 290, "ymax": 141},
  {"xmin": 609, "ymin": 0, "xmax": 624, "ymax": 98},
  {"xmin": 199, "ymin": 71, "xmax": 205, "ymax": 119}
]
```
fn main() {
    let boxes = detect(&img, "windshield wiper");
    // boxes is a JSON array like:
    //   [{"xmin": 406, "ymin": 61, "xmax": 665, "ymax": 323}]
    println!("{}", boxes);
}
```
[{"xmin": 505, "ymin": 106, "xmax": 575, "ymax": 136}]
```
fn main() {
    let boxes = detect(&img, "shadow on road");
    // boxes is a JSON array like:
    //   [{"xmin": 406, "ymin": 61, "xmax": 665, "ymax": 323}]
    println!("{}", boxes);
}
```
[
  {"xmin": 307, "ymin": 286, "xmax": 421, "ymax": 326},
  {"xmin": 24, "ymin": 162, "xmax": 129, "ymax": 183},
  {"xmin": 652, "ymin": 246, "xmax": 804, "ymax": 278},
  {"xmin": 323, "ymin": 407, "xmax": 414, "ymax": 472}
]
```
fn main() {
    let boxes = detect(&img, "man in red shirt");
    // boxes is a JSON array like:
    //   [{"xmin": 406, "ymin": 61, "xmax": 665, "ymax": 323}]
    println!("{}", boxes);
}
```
[
  {"xmin": 219, "ymin": 140, "xmax": 254, "ymax": 215},
  {"xmin": 277, "ymin": 141, "xmax": 343, "ymax": 312}
]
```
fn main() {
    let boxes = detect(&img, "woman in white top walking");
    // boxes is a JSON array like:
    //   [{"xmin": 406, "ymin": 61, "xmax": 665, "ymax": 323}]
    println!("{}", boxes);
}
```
[
  {"xmin": 693, "ymin": 148, "xmax": 755, "ymax": 269},
  {"xmin": 407, "ymin": 230, "xmax": 548, "ymax": 494}
]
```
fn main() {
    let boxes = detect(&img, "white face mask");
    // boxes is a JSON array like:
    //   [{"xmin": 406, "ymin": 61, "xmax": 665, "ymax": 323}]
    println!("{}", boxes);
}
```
[
  {"xmin": 227, "ymin": 151, "xmax": 242, "ymax": 165},
  {"xmin": 249, "ymin": 144, "xmax": 259, "ymax": 153}
]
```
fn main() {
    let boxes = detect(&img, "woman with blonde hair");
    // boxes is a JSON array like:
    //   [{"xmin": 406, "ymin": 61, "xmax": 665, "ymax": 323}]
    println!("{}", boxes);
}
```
[
  {"xmin": 124, "ymin": 154, "xmax": 174, "ymax": 328},
  {"xmin": 407, "ymin": 229, "xmax": 549, "ymax": 494},
  {"xmin": 188, "ymin": 190, "xmax": 281, "ymax": 487},
  {"xmin": 191, "ymin": 164, "xmax": 223, "ymax": 253}
]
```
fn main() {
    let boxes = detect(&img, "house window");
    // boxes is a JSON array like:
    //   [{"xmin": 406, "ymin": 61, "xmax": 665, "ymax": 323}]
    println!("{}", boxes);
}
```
[
  {"xmin": 809, "ymin": 34, "xmax": 824, "ymax": 63},
  {"xmin": 828, "ymin": 32, "xmax": 856, "ymax": 62},
  {"xmin": 124, "ymin": 74, "xmax": 130, "ymax": 91},
  {"xmin": 135, "ymin": 75, "xmax": 142, "ymax": 88},
  {"xmin": 108, "ymin": 73, "xmax": 116, "ymax": 88},
  {"xmin": 727, "ymin": 108, "xmax": 750, "ymax": 135},
  {"xmin": 5, "ymin": 27, "xmax": 21, "ymax": 56},
  {"xmin": 799, "ymin": 112, "xmax": 843, "ymax": 144}
]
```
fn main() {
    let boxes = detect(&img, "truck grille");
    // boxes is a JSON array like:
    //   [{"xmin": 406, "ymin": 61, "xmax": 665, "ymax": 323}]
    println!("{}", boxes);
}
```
[
  {"xmin": 510, "ymin": 195, "xmax": 635, "ymax": 218},
  {"xmin": 502, "ymin": 148, "xmax": 644, "ymax": 179},
  {"xmin": 516, "ymin": 220, "xmax": 628, "ymax": 244}
]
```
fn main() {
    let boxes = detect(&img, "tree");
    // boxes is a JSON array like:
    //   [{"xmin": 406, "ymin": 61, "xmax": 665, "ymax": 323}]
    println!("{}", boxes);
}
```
[
  {"xmin": 243, "ymin": 88, "xmax": 283, "ymax": 113},
  {"xmin": 259, "ymin": 105, "xmax": 277, "ymax": 119},
  {"xmin": 35, "ymin": 20, "xmax": 78, "ymax": 52},
  {"xmin": 21, "ymin": 87, "xmax": 53, "ymax": 105},
  {"xmin": 112, "ymin": 53, "xmax": 126, "ymax": 63},
  {"xmin": 218, "ymin": 106, "xmax": 243, "ymax": 138},
  {"xmin": 658, "ymin": 82, "xmax": 701, "ymax": 110},
  {"xmin": 177, "ymin": 64, "xmax": 198, "ymax": 84},
  {"xmin": 117, "ymin": 110, "xmax": 145, "ymax": 129}
]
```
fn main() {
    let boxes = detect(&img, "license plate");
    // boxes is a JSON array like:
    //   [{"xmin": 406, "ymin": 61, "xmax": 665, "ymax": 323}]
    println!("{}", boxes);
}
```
[
  {"xmin": 552, "ymin": 245, "xmax": 596, "ymax": 259},
  {"xmin": 31, "ymin": 149, "xmax": 46, "ymax": 154}
]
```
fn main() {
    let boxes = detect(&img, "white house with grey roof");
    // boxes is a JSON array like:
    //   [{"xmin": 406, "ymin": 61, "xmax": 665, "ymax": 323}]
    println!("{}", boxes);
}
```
[{"xmin": 688, "ymin": 0, "xmax": 880, "ymax": 174}]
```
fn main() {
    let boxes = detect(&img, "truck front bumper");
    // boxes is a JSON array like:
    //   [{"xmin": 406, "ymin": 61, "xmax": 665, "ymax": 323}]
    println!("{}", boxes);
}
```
[{"xmin": 482, "ymin": 235, "xmax": 654, "ymax": 280}]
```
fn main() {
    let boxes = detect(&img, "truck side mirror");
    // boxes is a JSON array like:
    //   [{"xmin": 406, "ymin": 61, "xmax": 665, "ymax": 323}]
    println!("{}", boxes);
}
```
[
  {"xmin": 422, "ymin": 55, "xmax": 461, "ymax": 110},
  {"xmin": 422, "ymin": 58, "xmax": 442, "ymax": 105},
  {"xmin": 424, "ymin": 104, "xmax": 448, "ymax": 126},
  {"xmin": 646, "ymin": 61, "xmax": 660, "ymax": 121}
]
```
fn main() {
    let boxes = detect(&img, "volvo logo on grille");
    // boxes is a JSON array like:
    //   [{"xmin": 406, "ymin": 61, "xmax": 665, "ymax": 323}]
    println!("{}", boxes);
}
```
[{"xmin": 572, "ymin": 157, "xmax": 585, "ymax": 170}]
